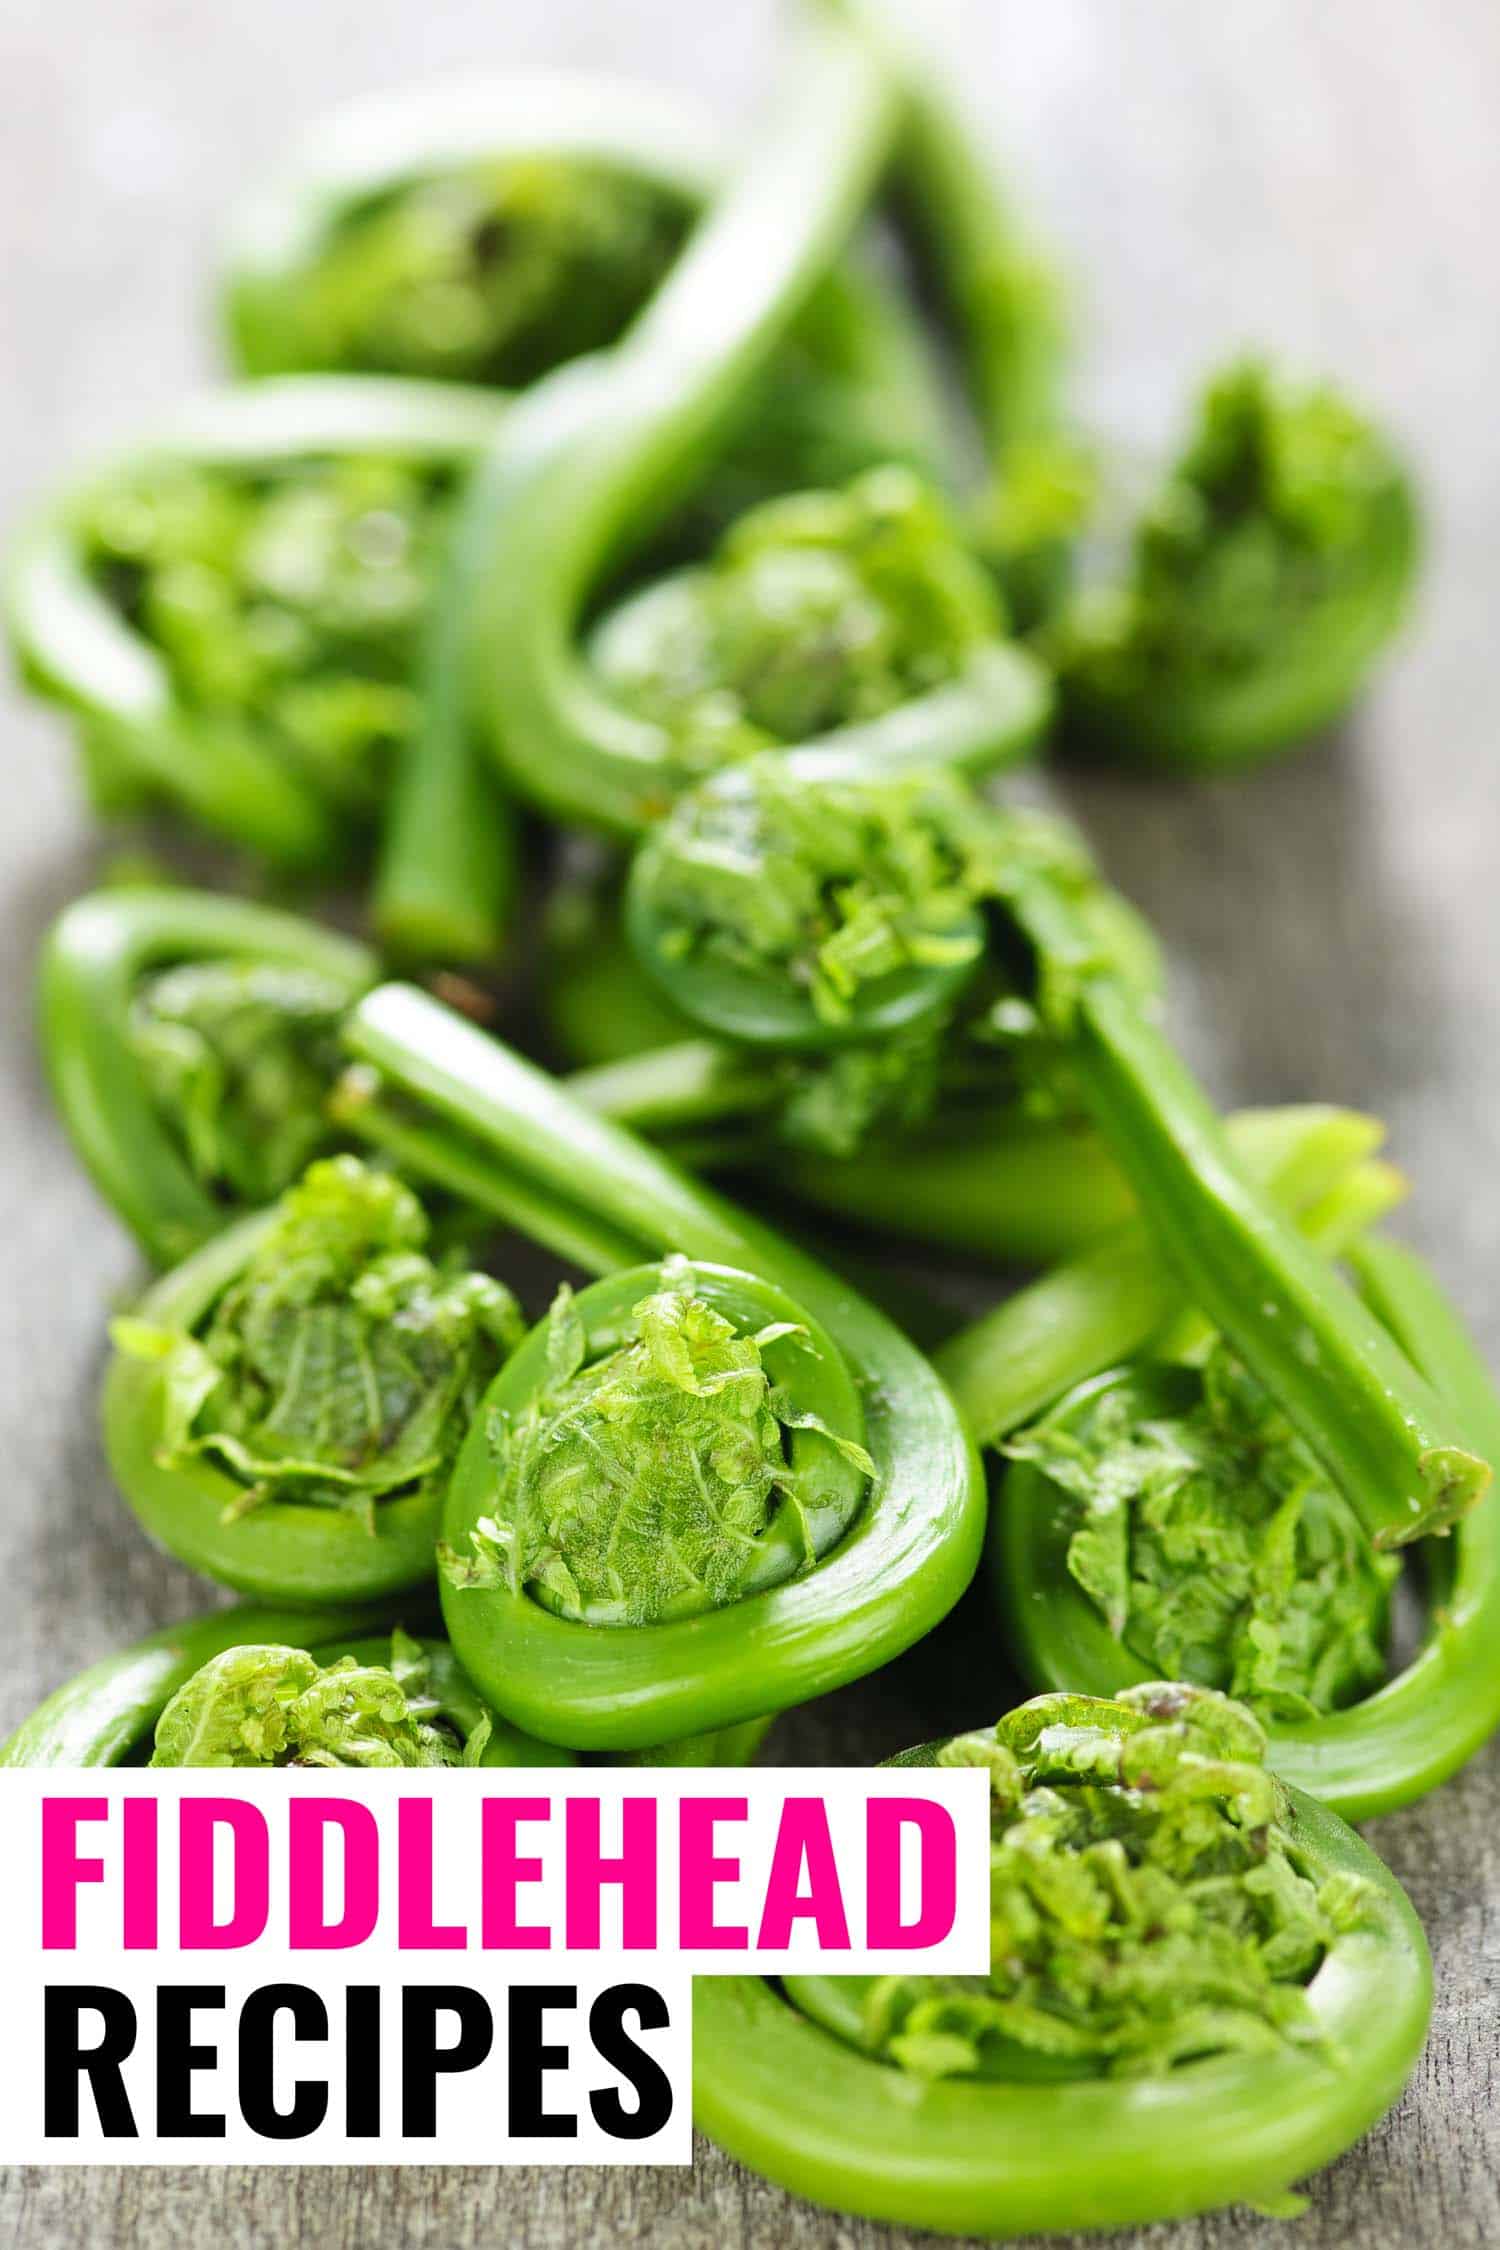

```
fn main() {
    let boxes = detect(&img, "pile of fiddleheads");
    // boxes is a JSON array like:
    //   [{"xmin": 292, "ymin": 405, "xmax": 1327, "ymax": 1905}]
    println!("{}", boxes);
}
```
[{"xmin": 2, "ymin": 0, "xmax": 1480, "ymax": 2236}]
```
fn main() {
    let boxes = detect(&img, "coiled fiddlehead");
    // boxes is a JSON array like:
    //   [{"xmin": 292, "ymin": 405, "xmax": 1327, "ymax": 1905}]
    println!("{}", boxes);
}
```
[
  {"xmin": 439, "ymin": 1257, "xmax": 872, "ymax": 1627},
  {"xmin": 443, "ymin": 7, "xmax": 1051, "ymax": 839},
  {"xmin": 983, "ymin": 1235, "xmax": 1500, "ymax": 1818},
  {"xmin": 148, "ymin": 1627, "xmax": 504, "ymax": 1769},
  {"xmin": 629, "ymin": 761, "xmax": 1489, "ymax": 1554},
  {"xmin": 1053, "ymin": 359, "xmax": 1419, "ymax": 769},
  {"xmin": 211, "ymin": 49, "xmax": 962, "ymax": 956},
  {"xmin": 694, "ymin": 1683, "xmax": 1431, "ymax": 2236},
  {"xmin": 222, "ymin": 84, "xmax": 698, "ymax": 389},
  {"xmin": 220, "ymin": 70, "xmax": 951, "ymax": 533},
  {"xmin": 1005, "ymin": 1354, "xmax": 1401, "ymax": 1721},
  {"xmin": 0, "ymin": 1598, "xmax": 556, "ymax": 1768},
  {"xmin": 334, "ymin": 980, "xmax": 984, "ymax": 1749},
  {"xmin": 39, "ymin": 886, "xmax": 376, "ymax": 1266},
  {"xmin": 0, "ymin": 1602, "xmax": 771, "ymax": 1772},
  {"xmin": 104, "ymin": 1155, "xmax": 522, "ymax": 1600},
  {"xmin": 6, "ymin": 379, "xmax": 500, "ymax": 874}
]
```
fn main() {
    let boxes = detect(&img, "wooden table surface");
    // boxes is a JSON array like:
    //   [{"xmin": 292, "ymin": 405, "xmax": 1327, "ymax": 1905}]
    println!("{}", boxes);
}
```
[{"xmin": 3, "ymin": 1, "xmax": 1498, "ymax": 2242}]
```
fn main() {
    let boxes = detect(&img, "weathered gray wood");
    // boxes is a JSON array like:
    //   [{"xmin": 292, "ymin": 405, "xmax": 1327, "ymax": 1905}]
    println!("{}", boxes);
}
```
[{"xmin": 1, "ymin": 0, "xmax": 1498, "ymax": 2241}]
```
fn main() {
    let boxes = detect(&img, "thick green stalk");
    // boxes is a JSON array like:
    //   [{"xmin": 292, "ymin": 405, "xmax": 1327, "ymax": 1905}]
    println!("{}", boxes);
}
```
[
  {"xmin": 938, "ymin": 1111, "xmax": 1399, "ymax": 1443},
  {"xmin": 461, "ymin": 15, "xmax": 901, "ymax": 831},
  {"xmin": 331, "ymin": 1074, "xmax": 645, "ymax": 1276},
  {"xmin": 1262, "ymin": 1238, "xmax": 1500, "ymax": 1815},
  {"xmin": 568, "ymin": 1032, "xmax": 1393, "ymax": 1271},
  {"xmin": 841, "ymin": 0, "xmax": 1065, "ymax": 457},
  {"xmin": 371, "ymin": 409, "xmax": 518, "ymax": 965},
  {"xmin": 1064, "ymin": 975, "xmax": 1486, "ymax": 1546}
]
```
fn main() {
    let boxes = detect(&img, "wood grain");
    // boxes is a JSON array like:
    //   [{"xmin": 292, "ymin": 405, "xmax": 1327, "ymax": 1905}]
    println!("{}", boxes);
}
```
[{"xmin": 1, "ymin": 0, "xmax": 1498, "ymax": 2241}]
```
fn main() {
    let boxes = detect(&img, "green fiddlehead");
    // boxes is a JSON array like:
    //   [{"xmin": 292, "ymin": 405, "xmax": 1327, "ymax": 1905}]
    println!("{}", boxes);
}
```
[
  {"xmin": 0, "ymin": 1606, "xmax": 597, "ymax": 1770},
  {"xmin": 148, "ymin": 1627, "xmax": 499, "ymax": 1768},
  {"xmin": 695, "ymin": 1684, "xmax": 1431, "ymax": 2235},
  {"xmin": 983, "ymin": 1234, "xmax": 1500, "ymax": 1817},
  {"xmin": 104, "ymin": 1155, "xmax": 521, "ymax": 1599},
  {"xmin": 0, "ymin": 1602, "xmax": 773, "ymax": 1772},
  {"xmin": 224, "ymin": 88, "xmax": 696, "ymax": 388},
  {"xmin": 38, "ymin": 886, "xmax": 376, "ymax": 1266},
  {"xmin": 6, "ymin": 378, "xmax": 500, "ymax": 872},
  {"xmin": 439, "ymin": 1257, "xmax": 872, "ymax": 1627},
  {"xmin": 1004, "ymin": 1353, "xmax": 1400, "ymax": 1722},
  {"xmin": 1053, "ymin": 359, "xmax": 1419, "ymax": 768},
  {"xmin": 446, "ymin": 9, "xmax": 1050, "ymax": 838},
  {"xmin": 334, "ymin": 981, "xmax": 985, "ymax": 1748}
]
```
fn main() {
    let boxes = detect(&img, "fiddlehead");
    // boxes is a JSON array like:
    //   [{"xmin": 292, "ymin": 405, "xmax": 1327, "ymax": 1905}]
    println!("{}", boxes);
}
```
[
  {"xmin": 448, "ymin": 9, "xmax": 1050, "ymax": 837},
  {"xmin": 1005, "ymin": 1352, "xmax": 1399, "ymax": 1721},
  {"xmin": 39, "ymin": 885, "xmax": 375, "ymax": 1264},
  {"xmin": 204, "ymin": 48, "xmax": 962, "ymax": 951},
  {"xmin": 334, "ymin": 981, "xmax": 984, "ymax": 1749},
  {"xmin": 148, "ymin": 1627, "xmax": 496, "ymax": 1768},
  {"xmin": 227, "ymin": 120, "xmax": 692, "ymax": 390},
  {"xmin": 0, "ymin": 1601, "xmax": 558, "ymax": 1768},
  {"xmin": 0, "ymin": 1604, "xmax": 775, "ymax": 1774},
  {"xmin": 629, "ymin": 760, "xmax": 992, "ymax": 1051},
  {"xmin": 223, "ymin": 75, "xmax": 951, "ymax": 534},
  {"xmin": 627, "ymin": 758, "xmax": 1132, "ymax": 1056},
  {"xmin": 104, "ymin": 1154, "xmax": 521, "ymax": 1599},
  {"xmin": 986, "ymin": 1234, "xmax": 1500, "ymax": 1817},
  {"xmin": 130, "ymin": 959, "xmax": 351, "ymax": 1211},
  {"xmin": 1053, "ymin": 359, "xmax": 1418, "ymax": 768},
  {"xmin": 6, "ymin": 377, "xmax": 499, "ymax": 874},
  {"xmin": 694, "ymin": 1684, "xmax": 1431, "ymax": 2235},
  {"xmin": 819, "ymin": 1686, "xmax": 1357, "ymax": 2077},
  {"xmin": 440, "ymin": 1257, "xmax": 871, "ymax": 1627},
  {"xmin": 591, "ymin": 468, "xmax": 1009, "ymax": 780}
]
